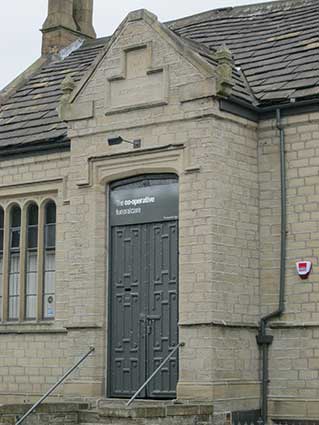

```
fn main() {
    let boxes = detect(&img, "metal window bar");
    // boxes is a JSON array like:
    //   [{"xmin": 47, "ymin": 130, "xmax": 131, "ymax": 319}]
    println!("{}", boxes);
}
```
[
  {"xmin": 15, "ymin": 346, "xmax": 95, "ymax": 425},
  {"xmin": 126, "ymin": 341, "xmax": 185, "ymax": 407}
]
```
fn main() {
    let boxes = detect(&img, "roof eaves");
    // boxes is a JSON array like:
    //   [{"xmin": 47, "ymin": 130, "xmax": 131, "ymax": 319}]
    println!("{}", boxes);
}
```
[{"xmin": 0, "ymin": 136, "xmax": 70, "ymax": 159}]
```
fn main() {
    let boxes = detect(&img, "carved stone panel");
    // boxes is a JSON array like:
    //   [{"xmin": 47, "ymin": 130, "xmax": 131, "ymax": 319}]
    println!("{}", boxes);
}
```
[{"xmin": 105, "ymin": 43, "xmax": 169, "ymax": 114}]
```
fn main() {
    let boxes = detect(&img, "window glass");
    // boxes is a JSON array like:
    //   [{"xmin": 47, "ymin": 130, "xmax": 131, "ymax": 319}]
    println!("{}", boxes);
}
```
[
  {"xmin": 11, "ymin": 206, "xmax": 21, "ymax": 228},
  {"xmin": 9, "ymin": 206, "xmax": 21, "ymax": 320},
  {"xmin": 46, "ymin": 202, "xmax": 56, "ymax": 224},
  {"xmin": 27, "ymin": 204, "xmax": 38, "ymax": 250},
  {"xmin": 43, "ymin": 202, "xmax": 56, "ymax": 319},
  {"xmin": 25, "ymin": 204, "xmax": 38, "ymax": 320},
  {"xmin": 0, "ymin": 207, "xmax": 3, "ymax": 252}
]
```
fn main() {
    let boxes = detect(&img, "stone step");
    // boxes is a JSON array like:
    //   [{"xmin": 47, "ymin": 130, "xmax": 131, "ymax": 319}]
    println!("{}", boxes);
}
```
[
  {"xmin": 78, "ymin": 402, "xmax": 214, "ymax": 425},
  {"xmin": 79, "ymin": 422, "xmax": 212, "ymax": 425}
]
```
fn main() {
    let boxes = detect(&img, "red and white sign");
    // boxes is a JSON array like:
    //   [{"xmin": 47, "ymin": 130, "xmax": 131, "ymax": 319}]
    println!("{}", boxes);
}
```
[{"xmin": 296, "ymin": 261, "xmax": 312, "ymax": 279}]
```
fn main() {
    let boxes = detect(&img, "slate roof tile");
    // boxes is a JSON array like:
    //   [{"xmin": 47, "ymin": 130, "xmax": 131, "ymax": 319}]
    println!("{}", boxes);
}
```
[
  {"xmin": 0, "ymin": 38, "xmax": 108, "ymax": 151},
  {"xmin": 292, "ymin": 86, "xmax": 319, "ymax": 98},
  {"xmin": 169, "ymin": 0, "xmax": 318, "ymax": 104}
]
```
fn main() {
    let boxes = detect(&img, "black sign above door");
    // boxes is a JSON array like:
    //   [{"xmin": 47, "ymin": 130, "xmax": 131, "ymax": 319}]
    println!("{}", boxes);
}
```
[{"xmin": 110, "ymin": 179, "xmax": 178, "ymax": 226}]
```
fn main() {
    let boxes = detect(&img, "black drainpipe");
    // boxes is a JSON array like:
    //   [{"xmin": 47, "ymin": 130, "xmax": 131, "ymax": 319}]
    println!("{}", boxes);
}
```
[{"xmin": 256, "ymin": 108, "xmax": 287, "ymax": 424}]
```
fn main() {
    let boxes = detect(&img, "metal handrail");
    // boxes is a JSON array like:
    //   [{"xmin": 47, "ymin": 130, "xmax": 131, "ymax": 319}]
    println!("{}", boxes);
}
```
[
  {"xmin": 15, "ymin": 346, "xmax": 95, "ymax": 425},
  {"xmin": 126, "ymin": 342, "xmax": 185, "ymax": 407}
]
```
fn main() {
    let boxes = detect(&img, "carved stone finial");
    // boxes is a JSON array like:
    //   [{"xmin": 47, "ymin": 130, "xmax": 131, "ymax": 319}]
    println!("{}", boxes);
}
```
[
  {"xmin": 61, "ymin": 75, "xmax": 75, "ymax": 102},
  {"xmin": 58, "ymin": 74, "xmax": 75, "ymax": 120},
  {"xmin": 215, "ymin": 45, "xmax": 232, "ymax": 63},
  {"xmin": 215, "ymin": 45, "xmax": 233, "ymax": 98}
]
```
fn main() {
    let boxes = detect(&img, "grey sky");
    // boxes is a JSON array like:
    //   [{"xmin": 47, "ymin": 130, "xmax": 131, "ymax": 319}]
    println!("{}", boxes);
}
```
[{"xmin": 0, "ymin": 0, "xmax": 273, "ymax": 90}]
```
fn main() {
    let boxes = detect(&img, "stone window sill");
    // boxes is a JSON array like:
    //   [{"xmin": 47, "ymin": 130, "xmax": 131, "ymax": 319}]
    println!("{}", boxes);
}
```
[{"xmin": 0, "ymin": 321, "xmax": 67, "ymax": 334}]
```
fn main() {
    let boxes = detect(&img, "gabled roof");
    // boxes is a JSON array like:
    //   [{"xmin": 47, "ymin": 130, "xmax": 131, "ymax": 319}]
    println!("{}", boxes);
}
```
[
  {"xmin": 0, "ymin": 37, "xmax": 108, "ymax": 154},
  {"xmin": 0, "ymin": 0, "xmax": 318, "ymax": 154}
]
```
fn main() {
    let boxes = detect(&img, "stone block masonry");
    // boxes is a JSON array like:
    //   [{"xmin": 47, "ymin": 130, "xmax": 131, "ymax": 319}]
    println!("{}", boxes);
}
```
[
  {"xmin": 259, "ymin": 111, "xmax": 319, "ymax": 417},
  {"xmin": 0, "ymin": 403, "xmax": 82, "ymax": 425}
]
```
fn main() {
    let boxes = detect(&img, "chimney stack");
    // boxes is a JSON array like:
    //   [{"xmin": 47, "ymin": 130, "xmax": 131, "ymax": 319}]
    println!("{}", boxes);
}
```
[
  {"xmin": 41, "ymin": 0, "xmax": 96, "ymax": 55},
  {"xmin": 73, "ymin": 0, "xmax": 96, "ymax": 39}
]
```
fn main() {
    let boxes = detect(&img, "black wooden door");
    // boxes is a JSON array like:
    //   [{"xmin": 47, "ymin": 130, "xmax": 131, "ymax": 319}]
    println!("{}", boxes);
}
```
[{"xmin": 109, "ymin": 220, "xmax": 178, "ymax": 398}]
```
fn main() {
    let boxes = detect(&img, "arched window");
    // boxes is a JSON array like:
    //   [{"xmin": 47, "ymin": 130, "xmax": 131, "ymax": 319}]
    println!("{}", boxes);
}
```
[
  {"xmin": 25, "ymin": 203, "xmax": 38, "ymax": 320},
  {"xmin": 9, "ymin": 205, "xmax": 21, "ymax": 320},
  {"xmin": 0, "ymin": 199, "xmax": 58, "ymax": 322},
  {"xmin": 43, "ymin": 201, "xmax": 56, "ymax": 319},
  {"xmin": 0, "ymin": 207, "xmax": 4, "ymax": 321}
]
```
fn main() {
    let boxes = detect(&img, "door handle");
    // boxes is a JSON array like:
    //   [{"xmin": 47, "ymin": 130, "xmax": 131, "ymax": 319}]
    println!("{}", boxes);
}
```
[{"xmin": 147, "ymin": 317, "xmax": 153, "ymax": 335}]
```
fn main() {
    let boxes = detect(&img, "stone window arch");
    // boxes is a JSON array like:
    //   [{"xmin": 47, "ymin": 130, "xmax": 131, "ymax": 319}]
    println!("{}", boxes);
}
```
[{"xmin": 0, "ymin": 198, "xmax": 57, "ymax": 323}]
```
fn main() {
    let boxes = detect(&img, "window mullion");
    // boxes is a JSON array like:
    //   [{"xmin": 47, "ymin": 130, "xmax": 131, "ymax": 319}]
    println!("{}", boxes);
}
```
[
  {"xmin": 19, "ymin": 207, "xmax": 27, "ymax": 321},
  {"xmin": 37, "ymin": 205, "xmax": 45, "ymax": 321}
]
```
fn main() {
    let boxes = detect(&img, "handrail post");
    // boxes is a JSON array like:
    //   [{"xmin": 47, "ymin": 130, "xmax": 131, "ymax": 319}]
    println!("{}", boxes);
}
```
[
  {"xmin": 15, "ymin": 346, "xmax": 95, "ymax": 425},
  {"xmin": 126, "ymin": 342, "xmax": 185, "ymax": 407}
]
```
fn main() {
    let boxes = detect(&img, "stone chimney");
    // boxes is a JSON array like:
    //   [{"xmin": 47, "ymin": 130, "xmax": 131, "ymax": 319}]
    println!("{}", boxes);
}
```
[
  {"xmin": 41, "ymin": 0, "xmax": 96, "ymax": 55},
  {"xmin": 73, "ymin": 0, "xmax": 96, "ymax": 39}
]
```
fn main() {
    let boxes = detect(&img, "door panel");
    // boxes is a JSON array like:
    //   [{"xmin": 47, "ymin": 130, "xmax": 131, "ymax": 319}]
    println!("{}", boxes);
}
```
[
  {"xmin": 110, "ymin": 225, "xmax": 146, "ymax": 397},
  {"xmin": 109, "ymin": 221, "xmax": 178, "ymax": 398},
  {"xmin": 147, "ymin": 221, "xmax": 178, "ymax": 398}
]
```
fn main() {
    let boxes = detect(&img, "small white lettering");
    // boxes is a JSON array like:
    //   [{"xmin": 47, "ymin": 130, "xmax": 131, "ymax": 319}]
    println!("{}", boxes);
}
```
[
  {"xmin": 116, "ymin": 196, "xmax": 155, "ymax": 207},
  {"xmin": 116, "ymin": 207, "xmax": 142, "ymax": 216}
]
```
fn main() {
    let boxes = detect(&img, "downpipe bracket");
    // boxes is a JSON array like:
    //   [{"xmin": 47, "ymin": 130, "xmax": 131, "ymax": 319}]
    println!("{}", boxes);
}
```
[{"xmin": 256, "ymin": 334, "xmax": 273, "ymax": 346}]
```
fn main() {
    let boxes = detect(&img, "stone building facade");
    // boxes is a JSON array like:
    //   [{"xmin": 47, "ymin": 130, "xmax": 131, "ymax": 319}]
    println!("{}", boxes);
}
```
[{"xmin": 0, "ymin": 0, "xmax": 318, "ymax": 424}]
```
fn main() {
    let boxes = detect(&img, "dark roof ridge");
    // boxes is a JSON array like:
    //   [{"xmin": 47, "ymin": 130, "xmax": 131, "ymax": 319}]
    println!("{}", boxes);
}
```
[{"xmin": 167, "ymin": 0, "xmax": 316, "ymax": 29}]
